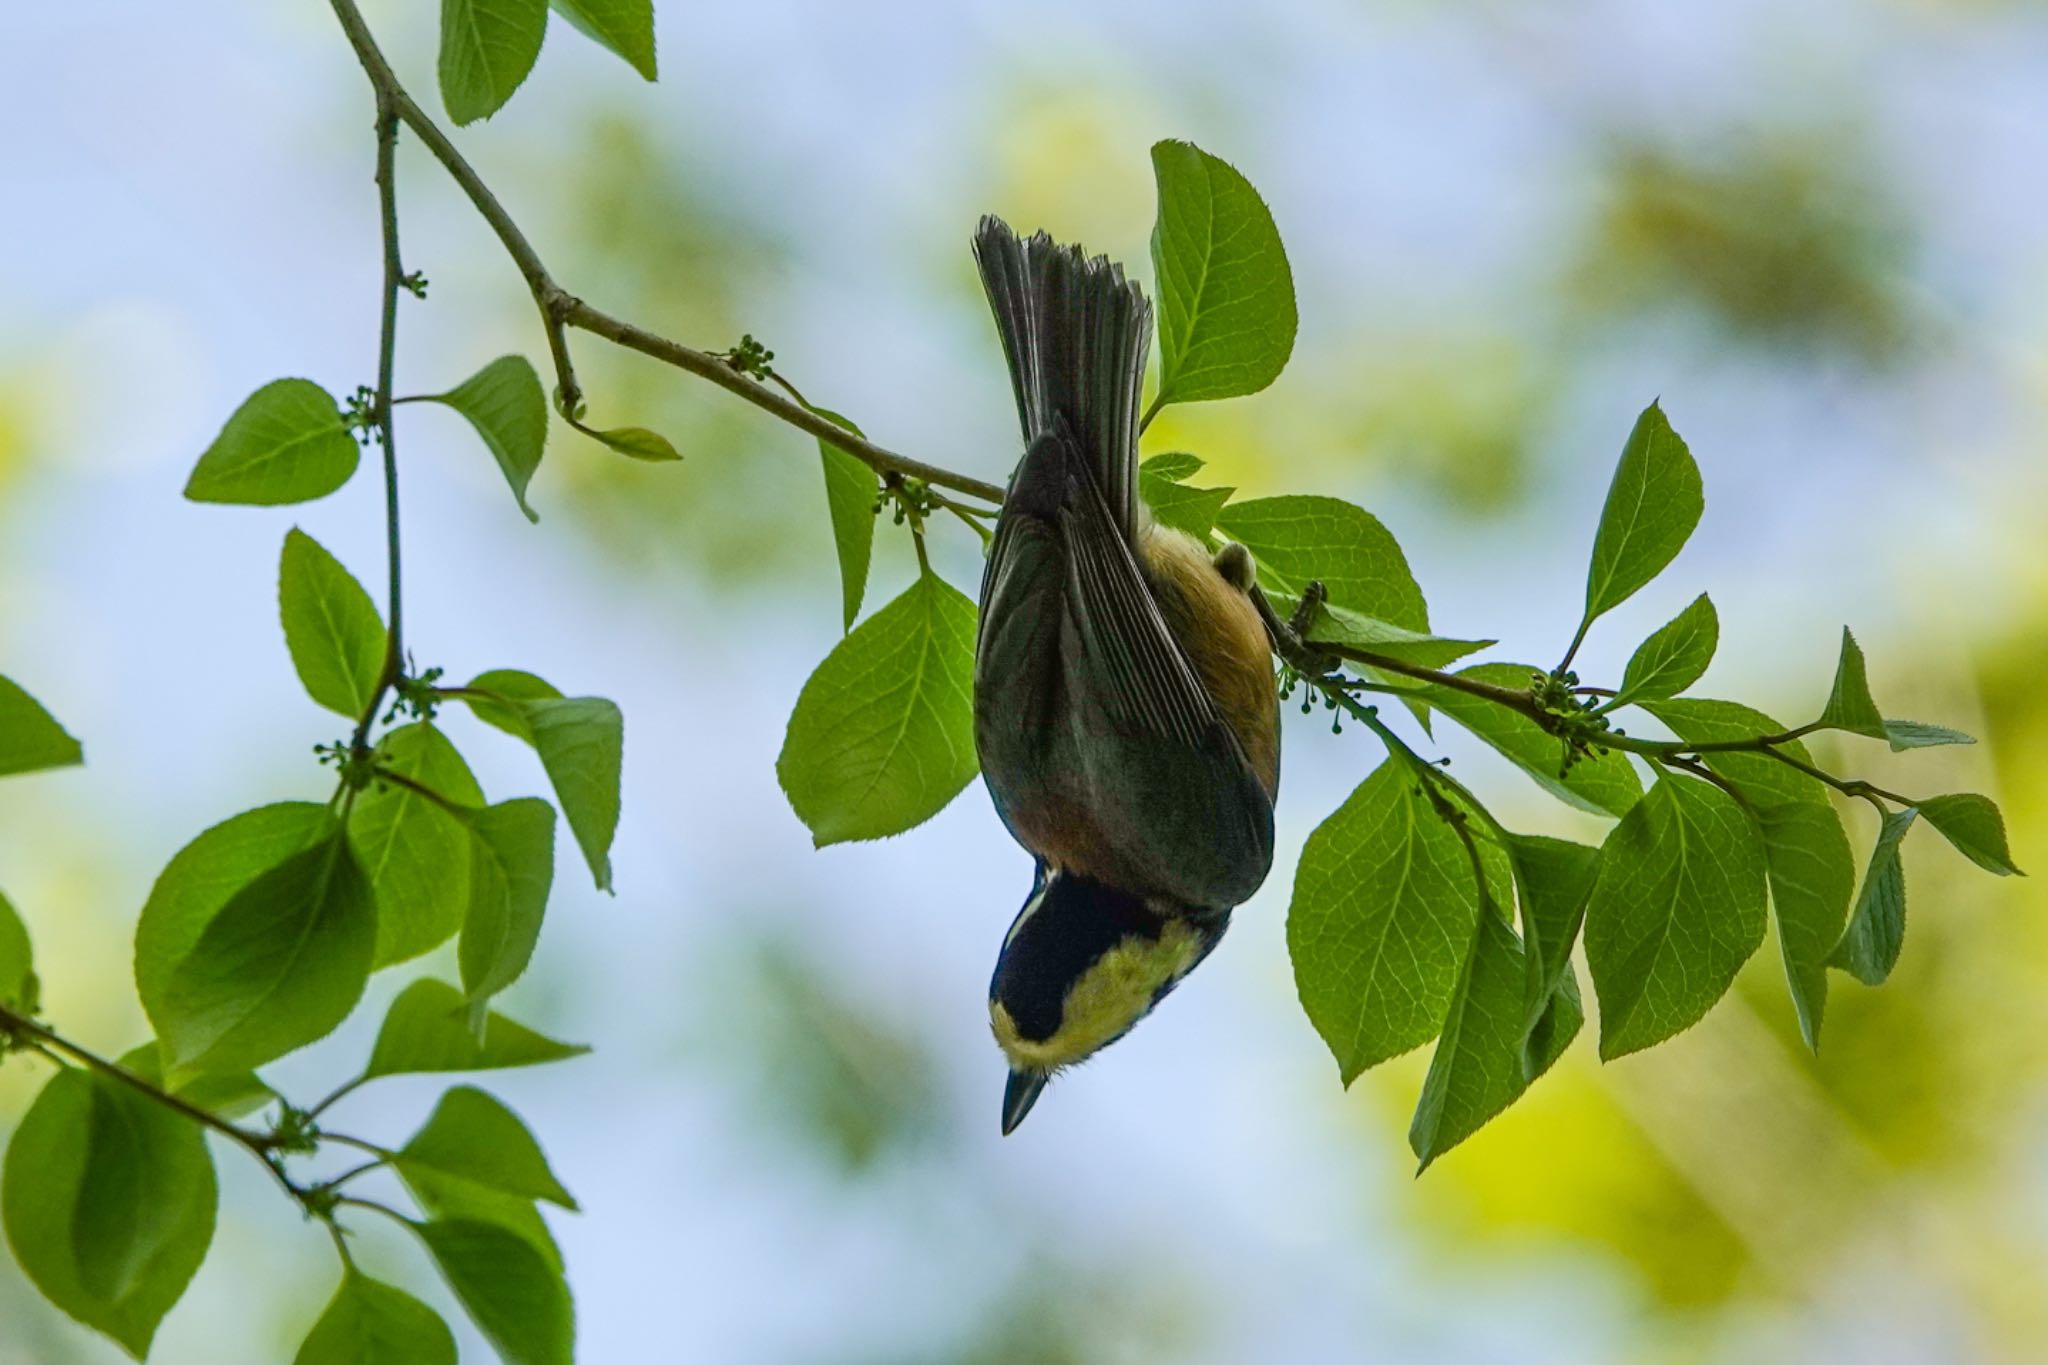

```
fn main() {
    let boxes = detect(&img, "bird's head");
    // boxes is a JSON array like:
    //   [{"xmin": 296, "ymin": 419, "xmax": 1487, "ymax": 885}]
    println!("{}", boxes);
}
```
[{"xmin": 987, "ymin": 868, "xmax": 1229, "ymax": 1133}]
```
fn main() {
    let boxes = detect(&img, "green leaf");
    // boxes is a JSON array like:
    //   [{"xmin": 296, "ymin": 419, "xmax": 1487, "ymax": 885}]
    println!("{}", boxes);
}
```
[
  {"xmin": 154, "ymin": 827, "xmax": 376, "ymax": 1076},
  {"xmin": 459, "ymin": 798, "xmax": 557, "ymax": 1025},
  {"xmin": 0, "ymin": 891, "xmax": 34, "ymax": 1016},
  {"xmin": 459, "ymin": 668, "xmax": 561, "ymax": 741},
  {"xmin": 576, "ymin": 423, "xmax": 679, "ymax": 461},
  {"xmin": 1139, "ymin": 470, "xmax": 1235, "ymax": 539},
  {"xmin": 135, "ymin": 803, "xmax": 338, "ymax": 1027},
  {"xmin": 185, "ymin": 379, "xmax": 360, "ymax": 506},
  {"xmin": 1883, "ymin": 718, "xmax": 1976, "ymax": 752},
  {"xmin": 455, "ymin": 674, "xmax": 620, "ymax": 891},
  {"xmin": 1581, "ymin": 401, "xmax": 1703, "ymax": 624},
  {"xmin": 1583, "ymin": 772, "xmax": 1767, "ymax": 1059},
  {"xmin": 1828, "ymin": 807, "xmax": 1918, "ymax": 986},
  {"xmin": 1285, "ymin": 601, "xmax": 1490, "ymax": 671},
  {"xmin": 398, "ymin": 1086, "xmax": 576, "ymax": 1209},
  {"xmin": 414, "ymin": 1219, "xmax": 574, "ymax": 1365},
  {"xmin": 1505, "ymin": 834, "xmax": 1596, "ymax": 1067},
  {"xmin": 114, "ymin": 1044, "xmax": 279, "ymax": 1123},
  {"xmin": 364, "ymin": 978, "xmax": 588, "ymax": 1080},
  {"xmin": 2, "ymin": 1068, "xmax": 217, "ymax": 1359},
  {"xmin": 1614, "ymin": 592, "xmax": 1717, "ymax": 705},
  {"xmin": 1288, "ymin": 761, "xmax": 1477, "ymax": 1082},
  {"xmin": 279, "ymin": 529, "xmax": 387, "ymax": 720},
  {"xmin": 1139, "ymin": 451, "xmax": 1204, "ymax": 482},
  {"xmin": 813, "ymin": 408, "xmax": 878, "ymax": 631},
  {"xmin": 1418, "ymin": 663, "xmax": 1643, "ymax": 818},
  {"xmin": 350, "ymin": 723, "xmax": 485, "ymax": 969},
  {"xmin": 438, "ymin": 0, "xmax": 549, "ymax": 126},
  {"xmin": 1644, "ymin": 698, "xmax": 1853, "ymax": 1049},
  {"xmin": 1815, "ymin": 627, "xmax": 1887, "ymax": 740},
  {"xmin": 548, "ymin": 0, "xmax": 655, "ymax": 78},
  {"xmin": 430, "ymin": 355, "xmax": 548, "ymax": 523},
  {"xmin": 1917, "ymin": 793, "xmax": 2022, "ymax": 876},
  {"xmin": 0, "ymin": 675, "xmax": 84, "ymax": 777},
  {"xmin": 1216, "ymin": 495, "xmax": 1428, "ymax": 631},
  {"xmin": 776, "ymin": 571, "xmax": 979, "ymax": 845},
  {"xmin": 401, "ymin": 1167, "xmax": 561, "ymax": 1272},
  {"xmin": 295, "ymin": 1272, "xmax": 456, "ymax": 1365},
  {"xmin": 1410, "ymin": 907, "xmax": 1579, "ymax": 1170},
  {"xmin": 1148, "ymin": 139, "xmax": 1297, "ymax": 408}
]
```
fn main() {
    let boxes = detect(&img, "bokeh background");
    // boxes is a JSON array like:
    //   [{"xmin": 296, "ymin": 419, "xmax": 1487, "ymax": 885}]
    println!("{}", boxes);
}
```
[{"xmin": 3, "ymin": 0, "xmax": 2044, "ymax": 1361}]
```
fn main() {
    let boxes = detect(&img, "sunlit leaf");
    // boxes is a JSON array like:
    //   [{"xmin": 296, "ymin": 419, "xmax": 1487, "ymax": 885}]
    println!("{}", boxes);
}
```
[
  {"xmin": 364, "ymin": 978, "xmax": 588, "ymax": 1080},
  {"xmin": 428, "ymin": 355, "xmax": 548, "ymax": 522},
  {"xmin": 1505, "ymin": 833, "xmax": 1596, "ymax": 1070},
  {"xmin": 1815, "ymin": 626, "xmax": 1887, "ymax": 740},
  {"xmin": 279, "ymin": 528, "xmax": 386, "ymax": 720},
  {"xmin": 458, "ymin": 798, "xmax": 557, "ymax": 1026},
  {"xmin": 2, "ymin": 1068, "xmax": 217, "ymax": 1358},
  {"xmin": 1149, "ymin": 139, "xmax": 1297, "ymax": 408},
  {"xmin": 1614, "ymin": 592, "xmax": 1716, "ymax": 705},
  {"xmin": 455, "ymin": 673, "xmax": 620, "ymax": 891},
  {"xmin": 1583, "ymin": 771, "xmax": 1767, "ymax": 1058},
  {"xmin": 549, "ymin": 0, "xmax": 655, "ymax": 79},
  {"xmin": 0, "ymin": 890, "xmax": 35, "ymax": 1016},
  {"xmin": 776, "ymin": 571, "xmax": 978, "ymax": 845},
  {"xmin": 812, "ymin": 407, "xmax": 877, "ymax": 631},
  {"xmin": 398, "ymin": 1086, "xmax": 577, "ymax": 1209},
  {"xmin": 438, "ymin": 0, "xmax": 548, "ymax": 126},
  {"xmin": 184, "ymin": 378, "xmax": 359, "ymax": 506},
  {"xmin": 1289, "ymin": 760, "xmax": 1476, "ymax": 1082},
  {"xmin": 1216, "ymin": 495, "xmax": 1427, "ymax": 631},
  {"xmin": 1917, "ymin": 792, "xmax": 2021, "ymax": 876},
  {"xmin": 1828, "ymin": 806, "xmax": 1917, "ymax": 986},
  {"xmin": 350, "ymin": 722, "xmax": 485, "ymax": 968},
  {"xmin": 0, "ymin": 675, "xmax": 83, "ymax": 777},
  {"xmin": 294, "ymin": 1272, "xmax": 456, "ymax": 1365},
  {"xmin": 1581, "ymin": 401, "xmax": 1702, "ymax": 624},
  {"xmin": 1418, "ymin": 663, "xmax": 1642, "ymax": 818},
  {"xmin": 1882, "ymin": 718, "xmax": 1975, "ymax": 752},
  {"xmin": 414, "ymin": 1219, "xmax": 574, "ymax": 1365}
]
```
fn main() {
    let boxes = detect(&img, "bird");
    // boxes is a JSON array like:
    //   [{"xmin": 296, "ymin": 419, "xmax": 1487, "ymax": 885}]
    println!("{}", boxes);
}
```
[{"xmin": 970, "ymin": 216, "xmax": 1282, "ymax": 1134}]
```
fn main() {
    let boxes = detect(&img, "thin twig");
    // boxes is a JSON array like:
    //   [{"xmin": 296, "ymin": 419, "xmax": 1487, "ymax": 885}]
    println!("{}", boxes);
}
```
[
  {"xmin": 349, "ymin": 94, "xmax": 407, "ymax": 752},
  {"xmin": 323, "ymin": 0, "xmax": 1005, "ymax": 505}
]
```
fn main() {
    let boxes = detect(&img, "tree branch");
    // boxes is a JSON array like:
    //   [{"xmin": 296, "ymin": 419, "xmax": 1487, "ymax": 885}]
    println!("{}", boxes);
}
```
[{"xmin": 323, "ymin": 0, "xmax": 1005, "ymax": 506}]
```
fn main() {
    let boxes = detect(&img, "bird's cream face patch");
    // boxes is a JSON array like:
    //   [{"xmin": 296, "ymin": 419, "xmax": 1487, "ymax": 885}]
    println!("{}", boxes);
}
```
[{"xmin": 989, "ymin": 918, "xmax": 1205, "ymax": 1072}]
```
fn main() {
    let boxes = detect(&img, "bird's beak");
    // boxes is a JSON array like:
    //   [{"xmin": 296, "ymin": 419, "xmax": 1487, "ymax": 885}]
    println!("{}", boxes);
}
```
[{"xmin": 1001, "ymin": 1069, "xmax": 1048, "ymax": 1135}]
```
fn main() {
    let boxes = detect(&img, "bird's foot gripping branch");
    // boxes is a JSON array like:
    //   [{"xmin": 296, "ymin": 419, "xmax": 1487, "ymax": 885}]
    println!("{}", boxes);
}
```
[{"xmin": 0, "ymin": 1, "xmax": 2019, "ymax": 1361}]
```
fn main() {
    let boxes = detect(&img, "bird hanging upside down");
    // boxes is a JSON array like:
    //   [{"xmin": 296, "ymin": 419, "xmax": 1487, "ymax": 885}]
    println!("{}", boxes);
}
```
[{"xmin": 971, "ymin": 217, "xmax": 1282, "ymax": 1133}]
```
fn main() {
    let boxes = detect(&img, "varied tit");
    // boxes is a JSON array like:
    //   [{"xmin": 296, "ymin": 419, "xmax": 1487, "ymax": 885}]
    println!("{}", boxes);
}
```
[{"xmin": 970, "ymin": 217, "xmax": 1281, "ymax": 1133}]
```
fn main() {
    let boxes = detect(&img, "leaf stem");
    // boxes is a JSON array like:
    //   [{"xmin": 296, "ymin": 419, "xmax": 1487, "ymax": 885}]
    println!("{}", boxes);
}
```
[
  {"xmin": 349, "ymin": 94, "xmax": 407, "ymax": 754},
  {"xmin": 1139, "ymin": 393, "xmax": 1166, "ymax": 434}
]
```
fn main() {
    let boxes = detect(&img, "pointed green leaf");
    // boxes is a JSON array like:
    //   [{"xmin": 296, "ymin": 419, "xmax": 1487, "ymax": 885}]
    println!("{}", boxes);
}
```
[
  {"xmin": 0, "ymin": 675, "xmax": 83, "ymax": 777},
  {"xmin": 1883, "ymin": 719, "xmax": 1976, "ymax": 752},
  {"xmin": 0, "ymin": 891, "xmax": 34, "ymax": 1016},
  {"xmin": 1645, "ymin": 698, "xmax": 1855, "ymax": 1049},
  {"xmin": 184, "ymin": 378, "xmax": 359, "ymax": 505},
  {"xmin": 398, "ymin": 1086, "xmax": 576, "ymax": 1209},
  {"xmin": 365, "ymin": 978, "xmax": 588, "ymax": 1080},
  {"xmin": 1149, "ymin": 139, "xmax": 1297, "ymax": 408},
  {"xmin": 1419, "ymin": 663, "xmax": 1643, "ymax": 818},
  {"xmin": 1410, "ymin": 906, "xmax": 1579, "ymax": 1170},
  {"xmin": 1828, "ymin": 807, "xmax": 1918, "ymax": 985},
  {"xmin": 577, "ymin": 423, "xmax": 679, "ymax": 461},
  {"xmin": 400, "ymin": 1167, "xmax": 561, "ymax": 1271},
  {"xmin": 548, "ymin": 0, "xmax": 655, "ymax": 78},
  {"xmin": 1816, "ymin": 627, "xmax": 1887, "ymax": 740},
  {"xmin": 1506, "ymin": 835, "xmax": 1596, "ymax": 1063},
  {"xmin": 414, "ymin": 1219, "xmax": 574, "ymax": 1365},
  {"xmin": 295, "ymin": 1272, "xmax": 456, "ymax": 1365},
  {"xmin": 135, "ymin": 803, "xmax": 338, "ymax": 1023},
  {"xmin": 116, "ymin": 1044, "xmax": 279, "ymax": 1123},
  {"xmin": 776, "ymin": 571, "xmax": 979, "ymax": 845},
  {"xmin": 430, "ymin": 356, "xmax": 548, "ymax": 522},
  {"xmin": 1582, "ymin": 401, "xmax": 1703, "ymax": 623},
  {"xmin": 438, "ymin": 0, "xmax": 549, "ymax": 126},
  {"xmin": 350, "ymin": 722, "xmax": 485, "ymax": 968},
  {"xmin": 1583, "ymin": 772, "xmax": 1767, "ymax": 1059},
  {"xmin": 1615, "ymin": 592, "xmax": 1717, "ymax": 705},
  {"xmin": 1917, "ymin": 793, "xmax": 2021, "ymax": 876},
  {"xmin": 1283, "ymin": 600, "xmax": 1490, "ymax": 671},
  {"xmin": 154, "ymin": 828, "xmax": 376, "ymax": 1075},
  {"xmin": 1139, "ymin": 451, "xmax": 1204, "ymax": 482},
  {"xmin": 1288, "ymin": 761, "xmax": 1477, "ymax": 1082},
  {"xmin": 2, "ymin": 1068, "xmax": 217, "ymax": 1359},
  {"xmin": 813, "ymin": 408, "xmax": 878, "ymax": 631},
  {"xmin": 454, "ymin": 674, "xmax": 619, "ymax": 891},
  {"xmin": 279, "ymin": 529, "xmax": 386, "ymax": 720},
  {"xmin": 1215, "ymin": 495, "xmax": 1427, "ymax": 631},
  {"xmin": 1139, "ymin": 469, "xmax": 1234, "ymax": 539},
  {"xmin": 458, "ymin": 798, "xmax": 557, "ymax": 1023}
]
